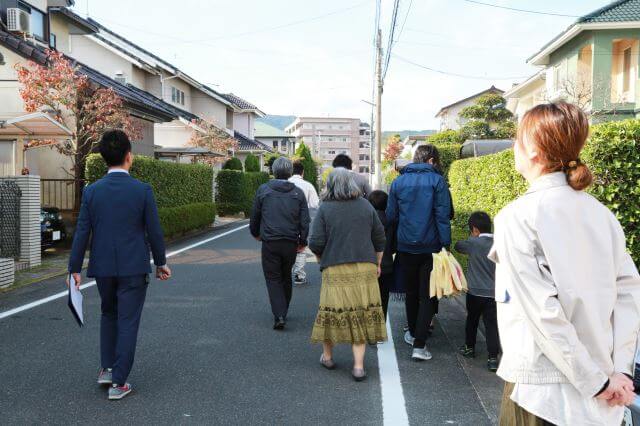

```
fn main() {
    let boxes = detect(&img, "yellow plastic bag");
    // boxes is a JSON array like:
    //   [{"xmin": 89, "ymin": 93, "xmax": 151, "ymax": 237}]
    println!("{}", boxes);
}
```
[{"xmin": 430, "ymin": 249, "xmax": 468, "ymax": 299}]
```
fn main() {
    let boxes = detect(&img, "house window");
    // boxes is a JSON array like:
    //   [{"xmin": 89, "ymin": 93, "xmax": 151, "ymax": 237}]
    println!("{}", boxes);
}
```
[
  {"xmin": 226, "ymin": 109, "xmax": 233, "ymax": 129},
  {"xmin": 171, "ymin": 87, "xmax": 185, "ymax": 105},
  {"xmin": 272, "ymin": 140, "xmax": 278, "ymax": 150},
  {"xmin": 327, "ymin": 150, "xmax": 336, "ymax": 155},
  {"xmin": 359, "ymin": 166, "xmax": 370, "ymax": 173},
  {"xmin": 359, "ymin": 154, "xmax": 369, "ymax": 161},
  {"xmin": 623, "ymin": 47, "xmax": 632, "ymax": 93},
  {"xmin": 30, "ymin": 7, "xmax": 45, "ymax": 40},
  {"xmin": 359, "ymin": 142, "xmax": 370, "ymax": 149},
  {"xmin": 49, "ymin": 33, "xmax": 56, "ymax": 49}
]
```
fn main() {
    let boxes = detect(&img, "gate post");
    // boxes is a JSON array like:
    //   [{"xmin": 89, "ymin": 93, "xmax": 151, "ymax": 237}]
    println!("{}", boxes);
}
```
[{"xmin": 14, "ymin": 175, "xmax": 41, "ymax": 268}]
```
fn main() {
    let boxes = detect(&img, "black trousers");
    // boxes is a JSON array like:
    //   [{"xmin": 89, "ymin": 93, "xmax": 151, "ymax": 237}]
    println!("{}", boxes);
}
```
[
  {"xmin": 465, "ymin": 293, "xmax": 500, "ymax": 358},
  {"xmin": 261, "ymin": 240, "xmax": 297, "ymax": 319},
  {"xmin": 378, "ymin": 273, "xmax": 393, "ymax": 319},
  {"xmin": 96, "ymin": 275, "xmax": 148, "ymax": 385},
  {"xmin": 398, "ymin": 252, "xmax": 436, "ymax": 348}
]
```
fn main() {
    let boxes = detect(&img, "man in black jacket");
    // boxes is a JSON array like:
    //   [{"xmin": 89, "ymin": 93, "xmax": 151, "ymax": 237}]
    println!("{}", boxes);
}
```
[{"xmin": 250, "ymin": 157, "xmax": 310, "ymax": 330}]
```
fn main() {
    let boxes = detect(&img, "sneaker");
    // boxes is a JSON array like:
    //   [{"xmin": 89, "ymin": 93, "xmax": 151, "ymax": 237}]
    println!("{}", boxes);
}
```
[
  {"xmin": 412, "ymin": 346, "xmax": 433, "ymax": 361},
  {"xmin": 403, "ymin": 324, "xmax": 409, "ymax": 332},
  {"xmin": 108, "ymin": 383, "xmax": 133, "ymax": 400},
  {"xmin": 294, "ymin": 276, "xmax": 307, "ymax": 285},
  {"xmin": 404, "ymin": 330, "xmax": 415, "ymax": 346},
  {"xmin": 488, "ymin": 358, "xmax": 499, "ymax": 372},
  {"xmin": 97, "ymin": 368, "xmax": 112, "ymax": 385},
  {"xmin": 458, "ymin": 345, "xmax": 476, "ymax": 358}
]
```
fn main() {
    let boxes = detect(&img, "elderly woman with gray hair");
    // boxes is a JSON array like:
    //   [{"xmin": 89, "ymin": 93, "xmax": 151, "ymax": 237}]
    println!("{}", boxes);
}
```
[
  {"xmin": 250, "ymin": 157, "xmax": 310, "ymax": 330},
  {"xmin": 309, "ymin": 168, "xmax": 387, "ymax": 381}
]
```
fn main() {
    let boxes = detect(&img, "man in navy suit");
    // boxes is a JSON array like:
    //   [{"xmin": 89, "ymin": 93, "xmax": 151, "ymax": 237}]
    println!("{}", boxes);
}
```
[{"xmin": 68, "ymin": 129, "xmax": 171, "ymax": 400}]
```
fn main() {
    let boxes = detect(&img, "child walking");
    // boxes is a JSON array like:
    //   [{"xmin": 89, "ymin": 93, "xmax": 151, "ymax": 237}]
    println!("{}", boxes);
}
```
[
  {"xmin": 455, "ymin": 211, "xmax": 500, "ymax": 372},
  {"xmin": 367, "ymin": 190, "xmax": 395, "ymax": 319}
]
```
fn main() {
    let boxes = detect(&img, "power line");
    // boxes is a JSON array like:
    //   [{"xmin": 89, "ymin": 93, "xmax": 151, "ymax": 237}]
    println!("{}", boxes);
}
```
[
  {"xmin": 392, "ymin": 53, "xmax": 528, "ymax": 80},
  {"xmin": 382, "ymin": 0, "xmax": 401, "ymax": 81},
  {"xmin": 460, "ymin": 0, "xmax": 579, "ymax": 18},
  {"xmin": 395, "ymin": 0, "xmax": 414, "ymax": 44}
]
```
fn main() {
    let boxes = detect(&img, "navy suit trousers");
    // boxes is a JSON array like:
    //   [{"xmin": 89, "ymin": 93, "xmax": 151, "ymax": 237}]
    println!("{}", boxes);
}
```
[{"xmin": 96, "ymin": 275, "xmax": 148, "ymax": 385}]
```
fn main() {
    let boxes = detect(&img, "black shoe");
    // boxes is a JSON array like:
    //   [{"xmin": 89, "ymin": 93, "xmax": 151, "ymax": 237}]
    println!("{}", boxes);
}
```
[
  {"xmin": 488, "ymin": 358, "xmax": 499, "ymax": 372},
  {"xmin": 458, "ymin": 345, "xmax": 475, "ymax": 358},
  {"xmin": 273, "ymin": 317, "xmax": 286, "ymax": 330}
]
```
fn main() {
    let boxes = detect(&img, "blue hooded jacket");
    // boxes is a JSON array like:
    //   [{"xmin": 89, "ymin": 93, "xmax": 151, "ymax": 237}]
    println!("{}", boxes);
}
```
[{"xmin": 386, "ymin": 163, "xmax": 452, "ymax": 254}]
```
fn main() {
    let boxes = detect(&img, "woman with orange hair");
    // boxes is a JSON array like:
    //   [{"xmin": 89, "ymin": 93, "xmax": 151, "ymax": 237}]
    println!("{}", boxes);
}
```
[{"xmin": 491, "ymin": 102, "xmax": 640, "ymax": 425}]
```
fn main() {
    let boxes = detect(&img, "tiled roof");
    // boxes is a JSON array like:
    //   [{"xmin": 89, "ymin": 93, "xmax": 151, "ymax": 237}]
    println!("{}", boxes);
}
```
[
  {"xmin": 579, "ymin": 0, "xmax": 640, "ymax": 23},
  {"xmin": 234, "ymin": 131, "xmax": 274, "ymax": 153},
  {"xmin": 0, "ymin": 28, "xmax": 178, "ymax": 122},
  {"xmin": 222, "ymin": 93, "xmax": 265, "ymax": 115},
  {"xmin": 254, "ymin": 121, "xmax": 292, "ymax": 138}
]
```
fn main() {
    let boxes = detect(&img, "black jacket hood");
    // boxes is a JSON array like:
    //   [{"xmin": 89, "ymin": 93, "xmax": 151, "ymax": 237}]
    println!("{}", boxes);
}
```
[{"xmin": 268, "ymin": 179, "xmax": 296, "ymax": 193}]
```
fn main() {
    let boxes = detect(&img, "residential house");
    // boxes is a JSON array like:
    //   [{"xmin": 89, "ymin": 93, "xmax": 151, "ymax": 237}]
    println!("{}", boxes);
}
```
[
  {"xmin": 0, "ymin": 1, "xmax": 178, "ymax": 185},
  {"xmin": 506, "ymin": 0, "xmax": 640, "ymax": 121},
  {"xmin": 435, "ymin": 86, "xmax": 504, "ymax": 131},
  {"xmin": 400, "ymin": 134, "xmax": 431, "ymax": 158},
  {"xmin": 286, "ymin": 117, "xmax": 369, "ymax": 175},
  {"xmin": 254, "ymin": 121, "xmax": 296, "ymax": 156},
  {"xmin": 220, "ymin": 93, "xmax": 272, "ymax": 167}
]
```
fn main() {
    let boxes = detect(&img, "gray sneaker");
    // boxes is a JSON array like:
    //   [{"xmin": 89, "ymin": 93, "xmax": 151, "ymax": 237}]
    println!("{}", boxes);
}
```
[
  {"xmin": 412, "ymin": 346, "xmax": 433, "ymax": 361},
  {"xmin": 108, "ymin": 383, "xmax": 133, "ymax": 400},
  {"xmin": 404, "ymin": 330, "xmax": 415, "ymax": 346},
  {"xmin": 97, "ymin": 368, "xmax": 112, "ymax": 385}
]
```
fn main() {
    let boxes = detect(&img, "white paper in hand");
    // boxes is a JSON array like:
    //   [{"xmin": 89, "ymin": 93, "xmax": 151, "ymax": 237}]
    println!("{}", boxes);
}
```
[{"xmin": 68, "ymin": 275, "xmax": 84, "ymax": 327}]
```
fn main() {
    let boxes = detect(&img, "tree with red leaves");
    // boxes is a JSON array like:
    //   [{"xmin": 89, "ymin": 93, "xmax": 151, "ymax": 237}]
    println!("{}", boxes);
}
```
[
  {"xmin": 15, "ymin": 50, "xmax": 140, "ymax": 209},
  {"xmin": 383, "ymin": 133, "xmax": 403, "ymax": 162},
  {"xmin": 187, "ymin": 118, "xmax": 237, "ymax": 165}
]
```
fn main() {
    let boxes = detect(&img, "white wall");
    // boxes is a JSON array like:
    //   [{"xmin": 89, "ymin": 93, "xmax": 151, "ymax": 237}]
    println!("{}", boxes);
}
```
[
  {"xmin": 154, "ymin": 120, "xmax": 192, "ymax": 148},
  {"xmin": 233, "ymin": 112, "xmax": 254, "ymax": 138},
  {"xmin": 70, "ymin": 35, "xmax": 140, "ymax": 87},
  {"xmin": 191, "ymin": 90, "xmax": 228, "ymax": 130}
]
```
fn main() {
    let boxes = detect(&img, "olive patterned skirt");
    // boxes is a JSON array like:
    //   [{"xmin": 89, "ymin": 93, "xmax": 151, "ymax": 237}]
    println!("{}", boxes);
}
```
[{"xmin": 311, "ymin": 262, "xmax": 388, "ymax": 345}]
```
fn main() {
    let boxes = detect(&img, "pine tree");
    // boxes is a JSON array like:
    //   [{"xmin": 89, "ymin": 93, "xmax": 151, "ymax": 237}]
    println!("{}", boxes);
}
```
[
  {"xmin": 244, "ymin": 153, "xmax": 260, "ymax": 172},
  {"xmin": 295, "ymin": 143, "xmax": 318, "ymax": 190}
]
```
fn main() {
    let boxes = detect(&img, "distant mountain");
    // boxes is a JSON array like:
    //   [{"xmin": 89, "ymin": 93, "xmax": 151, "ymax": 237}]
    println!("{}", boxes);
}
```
[
  {"xmin": 258, "ymin": 115, "xmax": 296, "ymax": 130},
  {"xmin": 382, "ymin": 130, "xmax": 437, "ymax": 141}
]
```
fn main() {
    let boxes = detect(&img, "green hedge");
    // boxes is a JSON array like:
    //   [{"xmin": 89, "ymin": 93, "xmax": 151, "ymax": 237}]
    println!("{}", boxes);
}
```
[
  {"xmin": 215, "ymin": 170, "xmax": 270, "ymax": 216},
  {"xmin": 448, "ymin": 149, "xmax": 527, "ymax": 228},
  {"xmin": 85, "ymin": 154, "xmax": 212, "ymax": 209},
  {"xmin": 159, "ymin": 203, "xmax": 216, "ymax": 239},
  {"xmin": 244, "ymin": 153, "xmax": 260, "ymax": 172},
  {"xmin": 223, "ymin": 157, "xmax": 243, "ymax": 171},
  {"xmin": 583, "ymin": 119, "xmax": 640, "ymax": 263},
  {"xmin": 429, "ymin": 129, "xmax": 463, "ymax": 145},
  {"xmin": 434, "ymin": 143, "xmax": 460, "ymax": 177},
  {"xmin": 449, "ymin": 119, "xmax": 640, "ymax": 263}
]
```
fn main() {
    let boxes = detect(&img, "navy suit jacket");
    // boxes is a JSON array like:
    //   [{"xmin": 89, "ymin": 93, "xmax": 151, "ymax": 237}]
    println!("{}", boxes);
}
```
[{"xmin": 68, "ymin": 172, "xmax": 166, "ymax": 278}]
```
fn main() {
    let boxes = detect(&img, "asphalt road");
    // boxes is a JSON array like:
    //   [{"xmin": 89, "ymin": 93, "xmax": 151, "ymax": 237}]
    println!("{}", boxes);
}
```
[{"xmin": 0, "ymin": 222, "xmax": 500, "ymax": 425}]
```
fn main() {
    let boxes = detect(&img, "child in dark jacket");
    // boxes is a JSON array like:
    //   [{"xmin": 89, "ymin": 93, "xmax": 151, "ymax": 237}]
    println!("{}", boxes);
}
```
[
  {"xmin": 454, "ymin": 211, "xmax": 500, "ymax": 372},
  {"xmin": 367, "ymin": 190, "xmax": 395, "ymax": 319}
]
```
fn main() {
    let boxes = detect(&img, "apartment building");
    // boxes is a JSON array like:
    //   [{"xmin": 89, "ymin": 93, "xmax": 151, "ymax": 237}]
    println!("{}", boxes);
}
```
[{"xmin": 285, "ymin": 117, "xmax": 371, "ymax": 175}]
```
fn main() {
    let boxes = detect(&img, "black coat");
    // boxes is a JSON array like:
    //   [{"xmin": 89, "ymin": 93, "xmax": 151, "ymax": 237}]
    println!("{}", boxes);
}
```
[{"xmin": 376, "ymin": 210, "xmax": 396, "ymax": 275}]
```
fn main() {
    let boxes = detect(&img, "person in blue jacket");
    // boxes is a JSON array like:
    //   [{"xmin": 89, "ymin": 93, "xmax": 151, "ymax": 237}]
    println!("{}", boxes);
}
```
[{"xmin": 386, "ymin": 144, "xmax": 452, "ymax": 361}]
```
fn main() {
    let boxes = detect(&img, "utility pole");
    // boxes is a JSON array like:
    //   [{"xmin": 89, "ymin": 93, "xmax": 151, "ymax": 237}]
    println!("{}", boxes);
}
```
[{"xmin": 375, "ymin": 28, "xmax": 383, "ymax": 189}]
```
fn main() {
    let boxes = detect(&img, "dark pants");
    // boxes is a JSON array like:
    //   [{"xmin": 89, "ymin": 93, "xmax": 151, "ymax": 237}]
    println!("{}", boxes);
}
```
[
  {"xmin": 378, "ymin": 273, "xmax": 393, "ymax": 319},
  {"xmin": 261, "ymin": 240, "xmax": 297, "ymax": 319},
  {"xmin": 466, "ymin": 293, "xmax": 500, "ymax": 358},
  {"xmin": 96, "ymin": 275, "xmax": 148, "ymax": 385},
  {"xmin": 398, "ymin": 252, "xmax": 436, "ymax": 348}
]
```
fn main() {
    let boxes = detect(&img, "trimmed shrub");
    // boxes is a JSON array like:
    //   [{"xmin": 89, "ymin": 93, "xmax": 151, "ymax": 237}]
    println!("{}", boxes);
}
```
[
  {"xmin": 223, "ymin": 157, "xmax": 243, "ymax": 171},
  {"xmin": 244, "ymin": 172, "xmax": 270, "ymax": 215},
  {"xmin": 158, "ymin": 203, "xmax": 216, "ymax": 239},
  {"xmin": 295, "ymin": 143, "xmax": 318, "ymax": 190},
  {"xmin": 583, "ymin": 119, "xmax": 640, "ymax": 263},
  {"xmin": 85, "ymin": 154, "xmax": 212, "ymax": 209},
  {"xmin": 434, "ymin": 143, "xmax": 460, "ymax": 177},
  {"xmin": 215, "ymin": 170, "xmax": 246, "ymax": 216},
  {"xmin": 244, "ymin": 153, "xmax": 260, "ymax": 172},
  {"xmin": 448, "ymin": 149, "xmax": 527, "ymax": 228},
  {"xmin": 429, "ymin": 129, "xmax": 463, "ymax": 145}
]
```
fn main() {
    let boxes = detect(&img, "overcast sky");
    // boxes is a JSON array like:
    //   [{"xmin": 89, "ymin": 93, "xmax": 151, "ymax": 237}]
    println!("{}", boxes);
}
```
[{"xmin": 71, "ymin": 0, "xmax": 606, "ymax": 130}]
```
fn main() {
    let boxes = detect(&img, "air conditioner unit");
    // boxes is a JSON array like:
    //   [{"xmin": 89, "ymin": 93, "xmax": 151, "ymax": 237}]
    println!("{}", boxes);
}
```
[{"xmin": 7, "ymin": 8, "xmax": 31, "ymax": 34}]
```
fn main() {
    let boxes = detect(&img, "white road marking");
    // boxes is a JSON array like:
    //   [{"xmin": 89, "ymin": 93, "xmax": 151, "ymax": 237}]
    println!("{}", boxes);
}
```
[
  {"xmin": 0, "ymin": 224, "xmax": 250, "ymax": 321},
  {"xmin": 378, "ymin": 317, "xmax": 410, "ymax": 426}
]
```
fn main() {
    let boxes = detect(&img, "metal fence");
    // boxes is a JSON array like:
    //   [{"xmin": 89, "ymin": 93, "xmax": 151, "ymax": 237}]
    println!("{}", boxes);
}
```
[
  {"xmin": 41, "ymin": 179, "xmax": 83, "ymax": 211},
  {"xmin": 0, "ymin": 180, "xmax": 21, "ymax": 258}
]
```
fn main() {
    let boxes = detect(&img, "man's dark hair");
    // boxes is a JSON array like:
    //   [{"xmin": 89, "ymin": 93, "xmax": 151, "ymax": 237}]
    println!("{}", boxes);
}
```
[
  {"xmin": 99, "ymin": 129, "xmax": 131, "ymax": 167},
  {"xmin": 468, "ymin": 211, "xmax": 492, "ymax": 234},
  {"xmin": 413, "ymin": 144, "xmax": 442, "ymax": 172},
  {"xmin": 332, "ymin": 154, "xmax": 353, "ymax": 170},
  {"xmin": 367, "ymin": 190, "xmax": 388, "ymax": 211},
  {"xmin": 292, "ymin": 161, "xmax": 304, "ymax": 176}
]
